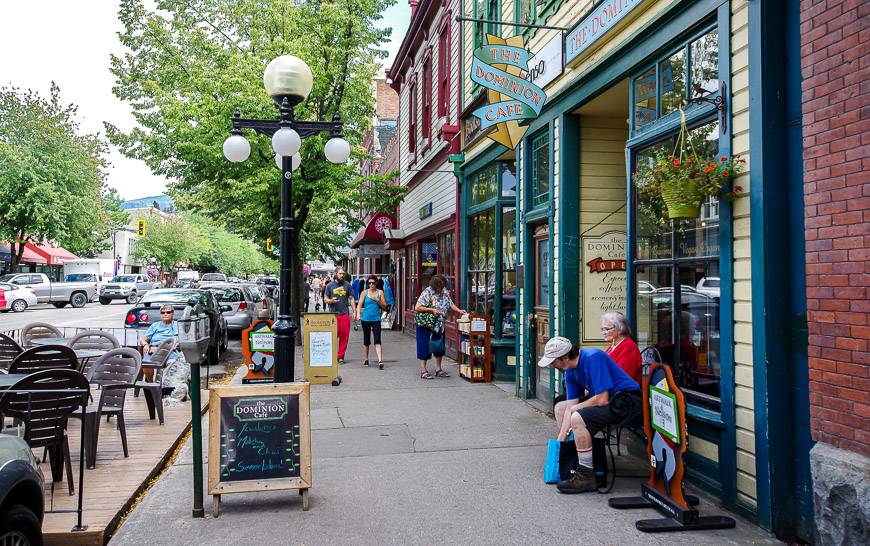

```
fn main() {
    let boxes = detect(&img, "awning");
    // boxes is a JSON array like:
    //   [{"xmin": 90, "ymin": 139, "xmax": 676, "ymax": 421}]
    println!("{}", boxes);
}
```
[
  {"xmin": 26, "ymin": 243, "xmax": 78, "ymax": 265},
  {"xmin": 2, "ymin": 243, "xmax": 47, "ymax": 264},
  {"xmin": 383, "ymin": 228, "xmax": 406, "ymax": 250},
  {"xmin": 349, "ymin": 212, "xmax": 397, "ymax": 248}
]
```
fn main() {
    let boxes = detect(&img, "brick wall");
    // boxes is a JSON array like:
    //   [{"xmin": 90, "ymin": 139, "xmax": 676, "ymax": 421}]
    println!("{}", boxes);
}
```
[
  {"xmin": 801, "ymin": 0, "xmax": 870, "ymax": 457},
  {"xmin": 375, "ymin": 79, "xmax": 399, "ymax": 120}
]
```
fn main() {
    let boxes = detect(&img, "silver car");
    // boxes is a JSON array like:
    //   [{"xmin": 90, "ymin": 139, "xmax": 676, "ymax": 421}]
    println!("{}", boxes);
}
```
[{"xmin": 202, "ymin": 284, "xmax": 263, "ymax": 331}]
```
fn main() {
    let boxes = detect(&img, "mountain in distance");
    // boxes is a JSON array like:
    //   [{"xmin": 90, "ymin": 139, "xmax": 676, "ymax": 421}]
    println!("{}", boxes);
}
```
[{"xmin": 121, "ymin": 194, "xmax": 175, "ymax": 212}]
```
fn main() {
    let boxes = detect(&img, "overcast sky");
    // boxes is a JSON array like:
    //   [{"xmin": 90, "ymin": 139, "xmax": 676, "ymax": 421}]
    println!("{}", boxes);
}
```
[{"xmin": 0, "ymin": 1, "xmax": 410, "ymax": 201}]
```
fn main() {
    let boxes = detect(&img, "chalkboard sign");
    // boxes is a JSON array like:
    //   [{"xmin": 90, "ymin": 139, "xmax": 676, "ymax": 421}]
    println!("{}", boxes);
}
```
[{"xmin": 208, "ymin": 383, "xmax": 312, "ymax": 514}]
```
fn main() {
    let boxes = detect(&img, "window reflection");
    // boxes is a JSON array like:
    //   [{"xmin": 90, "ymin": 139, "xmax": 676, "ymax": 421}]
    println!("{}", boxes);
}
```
[
  {"xmin": 635, "ymin": 140, "xmax": 672, "ymax": 260},
  {"xmin": 634, "ymin": 67, "xmax": 657, "ymax": 130},
  {"xmin": 691, "ymin": 29, "xmax": 719, "ymax": 94},
  {"xmin": 660, "ymin": 49, "xmax": 686, "ymax": 117},
  {"xmin": 502, "ymin": 207, "xmax": 517, "ymax": 337}
]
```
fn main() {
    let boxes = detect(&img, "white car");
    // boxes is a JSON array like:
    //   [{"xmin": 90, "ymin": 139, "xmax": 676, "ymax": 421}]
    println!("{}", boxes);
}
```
[
  {"xmin": 0, "ymin": 282, "xmax": 38, "ymax": 313},
  {"xmin": 696, "ymin": 277, "xmax": 721, "ymax": 299}
]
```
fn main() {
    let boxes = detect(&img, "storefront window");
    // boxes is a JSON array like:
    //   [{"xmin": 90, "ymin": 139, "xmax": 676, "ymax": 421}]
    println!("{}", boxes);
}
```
[
  {"xmin": 471, "ymin": 164, "xmax": 498, "ymax": 205},
  {"xmin": 537, "ymin": 239, "xmax": 550, "ymax": 307},
  {"xmin": 502, "ymin": 207, "xmax": 517, "ymax": 337},
  {"xmin": 632, "ymin": 27, "xmax": 719, "ymax": 134},
  {"xmin": 438, "ymin": 232, "xmax": 456, "ymax": 299},
  {"xmin": 407, "ymin": 245, "xmax": 418, "ymax": 311},
  {"xmin": 530, "ymin": 131, "xmax": 550, "ymax": 207},
  {"xmin": 468, "ymin": 209, "xmax": 495, "ymax": 316},
  {"xmin": 501, "ymin": 161, "xmax": 517, "ymax": 197}
]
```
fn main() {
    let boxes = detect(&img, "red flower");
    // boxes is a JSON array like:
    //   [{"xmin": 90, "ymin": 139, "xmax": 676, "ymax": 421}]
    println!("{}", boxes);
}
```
[
  {"xmin": 720, "ymin": 156, "xmax": 727, "ymax": 162},
  {"xmin": 673, "ymin": 159, "xmax": 680, "ymax": 166},
  {"xmin": 723, "ymin": 171, "xmax": 729, "ymax": 177}
]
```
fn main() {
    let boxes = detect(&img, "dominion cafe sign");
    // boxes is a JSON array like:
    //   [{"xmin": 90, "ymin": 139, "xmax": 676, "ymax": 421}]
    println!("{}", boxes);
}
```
[{"xmin": 470, "ymin": 35, "xmax": 547, "ymax": 149}]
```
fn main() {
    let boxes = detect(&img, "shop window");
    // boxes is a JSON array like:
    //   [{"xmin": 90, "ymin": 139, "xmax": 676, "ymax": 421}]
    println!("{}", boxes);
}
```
[
  {"xmin": 631, "ymin": 117, "xmax": 722, "ymax": 408},
  {"xmin": 501, "ymin": 161, "xmax": 517, "ymax": 197},
  {"xmin": 438, "ymin": 232, "xmax": 456, "ymax": 300},
  {"xmin": 468, "ymin": 209, "xmax": 495, "ymax": 317},
  {"xmin": 536, "ymin": 239, "xmax": 550, "ymax": 308},
  {"xmin": 501, "ymin": 206, "xmax": 517, "ymax": 337},
  {"xmin": 407, "ymin": 244, "xmax": 418, "ymax": 311},
  {"xmin": 422, "ymin": 57, "xmax": 432, "ymax": 140},
  {"xmin": 471, "ymin": 164, "xmax": 497, "ymax": 206},
  {"xmin": 632, "ymin": 27, "xmax": 719, "ymax": 134},
  {"xmin": 516, "ymin": 0, "xmax": 533, "ymax": 26},
  {"xmin": 530, "ymin": 130, "xmax": 550, "ymax": 207}
]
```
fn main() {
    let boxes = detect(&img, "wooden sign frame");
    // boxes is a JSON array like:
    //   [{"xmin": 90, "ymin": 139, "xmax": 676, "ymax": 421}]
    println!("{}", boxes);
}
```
[
  {"xmin": 208, "ymin": 382, "xmax": 312, "ymax": 515},
  {"xmin": 302, "ymin": 312, "xmax": 341, "ymax": 385}
]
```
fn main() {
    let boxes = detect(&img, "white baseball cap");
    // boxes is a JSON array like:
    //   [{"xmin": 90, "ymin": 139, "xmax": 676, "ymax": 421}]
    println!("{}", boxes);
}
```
[{"xmin": 537, "ymin": 336, "xmax": 574, "ymax": 368}]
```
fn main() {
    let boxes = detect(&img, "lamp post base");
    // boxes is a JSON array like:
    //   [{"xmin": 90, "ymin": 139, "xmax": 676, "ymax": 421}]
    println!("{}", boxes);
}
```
[{"xmin": 272, "ymin": 317, "xmax": 297, "ymax": 382}]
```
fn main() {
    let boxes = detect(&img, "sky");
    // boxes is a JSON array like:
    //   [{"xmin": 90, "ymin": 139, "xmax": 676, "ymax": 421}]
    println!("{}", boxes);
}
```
[{"xmin": 0, "ymin": 1, "xmax": 411, "ymax": 201}]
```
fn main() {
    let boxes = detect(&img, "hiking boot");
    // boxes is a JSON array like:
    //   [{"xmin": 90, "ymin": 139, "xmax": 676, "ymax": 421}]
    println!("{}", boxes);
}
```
[{"xmin": 557, "ymin": 466, "xmax": 597, "ymax": 494}]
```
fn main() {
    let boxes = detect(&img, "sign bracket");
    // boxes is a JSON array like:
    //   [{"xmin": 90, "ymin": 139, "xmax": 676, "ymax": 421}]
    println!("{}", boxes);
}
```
[{"xmin": 455, "ymin": 15, "xmax": 568, "ymax": 32}]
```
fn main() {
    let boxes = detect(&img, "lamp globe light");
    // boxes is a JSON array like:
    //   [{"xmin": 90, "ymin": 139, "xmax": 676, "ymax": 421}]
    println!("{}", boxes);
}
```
[
  {"xmin": 223, "ymin": 134, "xmax": 251, "ymax": 163},
  {"xmin": 272, "ymin": 127, "xmax": 301, "ymax": 157},
  {"xmin": 263, "ymin": 55, "xmax": 314, "ymax": 103},
  {"xmin": 324, "ymin": 137, "xmax": 351, "ymax": 164}
]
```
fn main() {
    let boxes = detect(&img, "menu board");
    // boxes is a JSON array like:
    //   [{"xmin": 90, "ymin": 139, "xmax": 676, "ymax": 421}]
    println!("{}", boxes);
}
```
[
  {"xmin": 308, "ymin": 331, "xmax": 333, "ymax": 367},
  {"xmin": 580, "ymin": 230, "xmax": 627, "ymax": 342},
  {"xmin": 208, "ymin": 383, "xmax": 311, "ymax": 497}
]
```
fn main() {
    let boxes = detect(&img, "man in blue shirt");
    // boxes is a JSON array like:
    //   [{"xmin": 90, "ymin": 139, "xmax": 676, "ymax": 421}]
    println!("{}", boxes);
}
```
[{"xmin": 538, "ymin": 336, "xmax": 642, "ymax": 493}]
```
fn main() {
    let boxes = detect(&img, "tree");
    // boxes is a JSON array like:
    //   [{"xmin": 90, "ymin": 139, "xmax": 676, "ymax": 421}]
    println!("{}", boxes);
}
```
[
  {"xmin": 107, "ymin": 0, "xmax": 404, "ymax": 330},
  {"xmin": 132, "ymin": 214, "xmax": 208, "ymax": 277},
  {"xmin": 0, "ymin": 84, "xmax": 111, "ymax": 268}
]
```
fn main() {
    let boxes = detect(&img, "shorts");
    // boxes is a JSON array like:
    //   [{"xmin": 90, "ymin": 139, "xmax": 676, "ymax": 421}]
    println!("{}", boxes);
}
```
[
  {"xmin": 415, "ymin": 326, "xmax": 444, "ymax": 360},
  {"xmin": 361, "ymin": 320, "xmax": 382, "ymax": 346},
  {"xmin": 575, "ymin": 390, "xmax": 642, "ymax": 436}
]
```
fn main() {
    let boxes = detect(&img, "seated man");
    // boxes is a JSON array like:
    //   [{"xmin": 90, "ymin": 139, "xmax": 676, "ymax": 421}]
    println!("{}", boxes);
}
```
[
  {"xmin": 141, "ymin": 304, "xmax": 178, "ymax": 358},
  {"xmin": 539, "ymin": 336, "xmax": 642, "ymax": 494}
]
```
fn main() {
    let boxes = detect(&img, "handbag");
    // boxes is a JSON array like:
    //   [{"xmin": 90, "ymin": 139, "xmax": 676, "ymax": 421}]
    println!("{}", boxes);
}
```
[
  {"xmin": 429, "ymin": 331, "xmax": 445, "ymax": 355},
  {"xmin": 415, "ymin": 311, "xmax": 437, "ymax": 329}
]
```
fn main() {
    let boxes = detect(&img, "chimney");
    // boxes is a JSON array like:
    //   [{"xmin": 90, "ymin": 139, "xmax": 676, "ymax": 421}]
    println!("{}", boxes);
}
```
[{"xmin": 409, "ymin": 0, "xmax": 419, "ymax": 16}]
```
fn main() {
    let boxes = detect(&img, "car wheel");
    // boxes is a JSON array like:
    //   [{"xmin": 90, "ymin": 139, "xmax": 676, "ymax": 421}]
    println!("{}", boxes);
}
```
[
  {"xmin": 99, "ymin": 297, "xmax": 111, "ymax": 305},
  {"xmin": 11, "ymin": 299, "xmax": 28, "ymax": 313},
  {"xmin": 0, "ymin": 504, "xmax": 42, "ymax": 546},
  {"xmin": 52, "ymin": 302, "xmax": 67, "ymax": 309},
  {"xmin": 220, "ymin": 327, "xmax": 228, "ymax": 352},
  {"xmin": 126, "ymin": 293, "xmax": 138, "ymax": 304},
  {"xmin": 208, "ymin": 344, "xmax": 220, "ymax": 367},
  {"xmin": 70, "ymin": 292, "xmax": 87, "ymax": 308}
]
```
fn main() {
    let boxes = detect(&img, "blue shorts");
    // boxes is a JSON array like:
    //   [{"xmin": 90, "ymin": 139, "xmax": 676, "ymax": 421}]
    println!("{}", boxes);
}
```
[{"xmin": 416, "ymin": 326, "xmax": 444, "ymax": 360}]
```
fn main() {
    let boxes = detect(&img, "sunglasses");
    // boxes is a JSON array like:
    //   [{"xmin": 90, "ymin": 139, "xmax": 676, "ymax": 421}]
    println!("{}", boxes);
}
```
[
  {"xmin": 367, "ymin": 281, "xmax": 376, "ymax": 285},
  {"xmin": 161, "ymin": 311, "xmax": 174, "ymax": 315}
]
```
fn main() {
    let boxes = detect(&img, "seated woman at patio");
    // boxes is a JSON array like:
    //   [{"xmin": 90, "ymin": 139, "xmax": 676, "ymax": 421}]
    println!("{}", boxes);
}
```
[
  {"xmin": 600, "ymin": 311, "xmax": 642, "ymax": 384},
  {"xmin": 141, "ymin": 304, "xmax": 178, "ymax": 357}
]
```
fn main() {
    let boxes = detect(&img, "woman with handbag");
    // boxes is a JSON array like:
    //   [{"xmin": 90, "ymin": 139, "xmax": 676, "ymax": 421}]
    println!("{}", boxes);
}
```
[
  {"xmin": 414, "ymin": 275, "xmax": 465, "ymax": 380},
  {"xmin": 355, "ymin": 275, "xmax": 388, "ymax": 369}
]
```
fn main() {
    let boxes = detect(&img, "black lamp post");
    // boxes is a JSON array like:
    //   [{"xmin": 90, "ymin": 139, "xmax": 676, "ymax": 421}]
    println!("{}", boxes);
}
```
[{"xmin": 223, "ymin": 55, "xmax": 350, "ymax": 383}]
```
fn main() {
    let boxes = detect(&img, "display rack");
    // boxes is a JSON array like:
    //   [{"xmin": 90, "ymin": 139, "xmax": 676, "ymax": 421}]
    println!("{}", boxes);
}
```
[{"xmin": 457, "ymin": 313, "xmax": 491, "ymax": 383}]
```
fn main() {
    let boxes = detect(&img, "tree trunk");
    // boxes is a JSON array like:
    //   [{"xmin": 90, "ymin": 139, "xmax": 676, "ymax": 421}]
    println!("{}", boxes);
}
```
[{"xmin": 10, "ymin": 237, "xmax": 25, "ymax": 271}]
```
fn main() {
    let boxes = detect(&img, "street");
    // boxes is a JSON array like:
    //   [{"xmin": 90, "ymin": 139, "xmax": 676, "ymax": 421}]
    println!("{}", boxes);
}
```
[{"xmin": 0, "ymin": 300, "xmax": 134, "ymax": 332}]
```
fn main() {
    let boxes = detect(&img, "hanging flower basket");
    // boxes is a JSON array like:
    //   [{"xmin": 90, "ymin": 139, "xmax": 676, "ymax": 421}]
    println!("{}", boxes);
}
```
[{"xmin": 635, "ymin": 110, "xmax": 744, "ymax": 220}]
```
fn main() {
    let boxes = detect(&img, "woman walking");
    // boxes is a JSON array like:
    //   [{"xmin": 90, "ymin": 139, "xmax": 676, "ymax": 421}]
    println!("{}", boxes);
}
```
[
  {"xmin": 414, "ymin": 275, "xmax": 465, "ymax": 380},
  {"xmin": 601, "ymin": 311, "xmax": 643, "ymax": 383},
  {"xmin": 355, "ymin": 275, "xmax": 388, "ymax": 369}
]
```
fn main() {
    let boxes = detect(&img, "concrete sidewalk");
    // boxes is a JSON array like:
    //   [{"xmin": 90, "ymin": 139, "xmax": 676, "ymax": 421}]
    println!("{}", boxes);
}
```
[{"xmin": 110, "ymin": 327, "xmax": 779, "ymax": 545}]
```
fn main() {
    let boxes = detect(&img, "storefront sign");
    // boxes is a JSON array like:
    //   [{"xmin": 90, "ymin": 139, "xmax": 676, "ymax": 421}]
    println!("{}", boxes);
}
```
[
  {"xmin": 525, "ymin": 33, "xmax": 563, "ymax": 89},
  {"xmin": 421, "ymin": 242, "xmax": 438, "ymax": 267},
  {"xmin": 470, "ymin": 34, "xmax": 548, "ymax": 149},
  {"xmin": 565, "ymin": 0, "xmax": 646, "ymax": 64},
  {"xmin": 649, "ymin": 385, "xmax": 679, "ymax": 443},
  {"xmin": 356, "ymin": 244, "xmax": 390, "ymax": 257},
  {"xmin": 581, "ymin": 231, "xmax": 627, "ymax": 342},
  {"xmin": 419, "ymin": 202, "xmax": 432, "ymax": 220}
]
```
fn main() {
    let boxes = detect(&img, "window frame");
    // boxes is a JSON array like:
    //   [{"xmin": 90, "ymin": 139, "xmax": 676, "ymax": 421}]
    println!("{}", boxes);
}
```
[
  {"xmin": 529, "ymin": 129, "xmax": 550, "ymax": 209},
  {"xmin": 408, "ymin": 78, "xmax": 417, "ymax": 155},
  {"xmin": 438, "ymin": 17, "xmax": 451, "ymax": 119},
  {"xmin": 422, "ymin": 53, "xmax": 432, "ymax": 141}
]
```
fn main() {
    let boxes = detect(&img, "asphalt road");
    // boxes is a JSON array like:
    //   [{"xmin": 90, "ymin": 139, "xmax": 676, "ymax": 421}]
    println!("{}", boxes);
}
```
[{"xmin": 0, "ymin": 300, "xmax": 135, "ymax": 332}]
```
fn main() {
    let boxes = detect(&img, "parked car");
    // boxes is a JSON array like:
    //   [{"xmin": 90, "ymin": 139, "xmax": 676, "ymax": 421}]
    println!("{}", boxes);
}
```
[
  {"xmin": 0, "ymin": 272, "xmax": 97, "ymax": 308},
  {"xmin": 227, "ymin": 276, "xmax": 240, "ymax": 284},
  {"xmin": 200, "ymin": 273, "xmax": 227, "ymax": 283},
  {"xmin": 99, "ymin": 274, "xmax": 158, "ymax": 305},
  {"xmin": 241, "ymin": 283, "xmax": 275, "ymax": 320},
  {"xmin": 0, "ymin": 434, "xmax": 44, "ymax": 546},
  {"xmin": 0, "ymin": 283, "xmax": 38, "ymax": 313},
  {"xmin": 125, "ymin": 288, "xmax": 229, "ymax": 366},
  {"xmin": 695, "ymin": 276, "xmax": 720, "ymax": 299},
  {"xmin": 175, "ymin": 278, "xmax": 198, "ymax": 289},
  {"xmin": 202, "ymin": 284, "xmax": 264, "ymax": 332}
]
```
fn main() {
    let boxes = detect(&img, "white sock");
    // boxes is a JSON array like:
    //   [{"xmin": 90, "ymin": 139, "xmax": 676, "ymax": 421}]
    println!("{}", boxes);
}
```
[{"xmin": 577, "ymin": 447, "xmax": 593, "ymax": 469}]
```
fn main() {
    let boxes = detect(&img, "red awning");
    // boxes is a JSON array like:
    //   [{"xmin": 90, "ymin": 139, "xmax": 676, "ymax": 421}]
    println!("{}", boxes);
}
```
[
  {"xmin": 349, "ymin": 212, "xmax": 397, "ymax": 248},
  {"xmin": 26, "ymin": 243, "xmax": 78, "ymax": 265},
  {"xmin": 3, "ymin": 243, "xmax": 48, "ymax": 264}
]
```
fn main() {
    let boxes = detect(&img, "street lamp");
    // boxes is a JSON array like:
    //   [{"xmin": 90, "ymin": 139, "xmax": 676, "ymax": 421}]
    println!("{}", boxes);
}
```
[{"xmin": 223, "ymin": 55, "xmax": 350, "ymax": 383}]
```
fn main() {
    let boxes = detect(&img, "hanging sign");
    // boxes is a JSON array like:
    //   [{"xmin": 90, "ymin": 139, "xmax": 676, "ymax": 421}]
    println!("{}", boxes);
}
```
[
  {"xmin": 581, "ymin": 231, "xmax": 627, "ymax": 342},
  {"xmin": 565, "ymin": 0, "xmax": 646, "ymax": 65},
  {"xmin": 470, "ymin": 34, "xmax": 548, "ymax": 149},
  {"xmin": 525, "ymin": 33, "xmax": 564, "ymax": 89}
]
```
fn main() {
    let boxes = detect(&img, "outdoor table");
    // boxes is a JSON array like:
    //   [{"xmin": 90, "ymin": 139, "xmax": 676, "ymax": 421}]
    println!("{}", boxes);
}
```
[
  {"xmin": 73, "ymin": 349, "xmax": 110, "ymax": 377},
  {"xmin": 30, "ymin": 337, "xmax": 72, "ymax": 347}
]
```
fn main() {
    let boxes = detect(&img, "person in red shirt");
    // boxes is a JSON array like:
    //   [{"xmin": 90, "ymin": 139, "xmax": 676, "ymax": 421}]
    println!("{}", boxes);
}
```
[{"xmin": 600, "ymin": 311, "xmax": 642, "ymax": 383}]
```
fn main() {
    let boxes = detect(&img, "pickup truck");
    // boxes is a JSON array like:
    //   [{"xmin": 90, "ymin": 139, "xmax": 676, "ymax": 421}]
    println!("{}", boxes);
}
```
[
  {"xmin": 0, "ymin": 272, "xmax": 98, "ymax": 308},
  {"xmin": 99, "ymin": 274, "xmax": 159, "ymax": 305}
]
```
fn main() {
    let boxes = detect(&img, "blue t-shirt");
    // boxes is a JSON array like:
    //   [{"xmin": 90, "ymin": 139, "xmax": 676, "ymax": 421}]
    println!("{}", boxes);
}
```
[
  {"xmin": 144, "ymin": 322, "xmax": 177, "ymax": 347},
  {"xmin": 565, "ymin": 349, "xmax": 640, "ymax": 400},
  {"xmin": 360, "ymin": 292, "xmax": 382, "ymax": 322}
]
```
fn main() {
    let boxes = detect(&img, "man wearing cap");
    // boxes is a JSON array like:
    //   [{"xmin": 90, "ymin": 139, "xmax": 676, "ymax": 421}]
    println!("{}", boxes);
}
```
[{"xmin": 538, "ymin": 336, "xmax": 642, "ymax": 493}]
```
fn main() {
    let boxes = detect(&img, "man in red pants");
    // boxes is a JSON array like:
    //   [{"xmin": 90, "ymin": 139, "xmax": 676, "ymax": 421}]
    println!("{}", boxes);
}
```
[{"xmin": 323, "ymin": 267, "xmax": 355, "ymax": 364}]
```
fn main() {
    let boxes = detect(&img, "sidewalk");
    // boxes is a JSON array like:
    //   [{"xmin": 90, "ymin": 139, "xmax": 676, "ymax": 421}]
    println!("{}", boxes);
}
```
[{"xmin": 110, "ymin": 327, "xmax": 779, "ymax": 545}]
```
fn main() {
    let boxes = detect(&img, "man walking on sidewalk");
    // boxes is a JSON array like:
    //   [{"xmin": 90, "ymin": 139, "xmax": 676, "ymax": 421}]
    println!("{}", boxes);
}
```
[{"xmin": 324, "ymin": 267, "xmax": 355, "ymax": 364}]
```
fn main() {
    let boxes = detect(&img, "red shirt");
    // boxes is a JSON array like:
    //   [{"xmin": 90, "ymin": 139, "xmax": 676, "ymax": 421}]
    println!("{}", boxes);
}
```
[{"xmin": 606, "ymin": 337, "xmax": 643, "ymax": 384}]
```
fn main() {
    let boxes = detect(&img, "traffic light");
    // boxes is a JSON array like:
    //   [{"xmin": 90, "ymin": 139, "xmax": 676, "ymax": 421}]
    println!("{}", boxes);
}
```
[
  {"xmin": 136, "ymin": 219, "xmax": 146, "ymax": 237},
  {"xmin": 265, "ymin": 238, "xmax": 273, "ymax": 252}
]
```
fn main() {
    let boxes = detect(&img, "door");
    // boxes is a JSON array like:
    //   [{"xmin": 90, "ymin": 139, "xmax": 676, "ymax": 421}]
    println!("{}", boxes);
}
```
[
  {"xmin": 27, "ymin": 274, "xmax": 50, "ymax": 302},
  {"xmin": 533, "ymin": 225, "xmax": 551, "ymax": 403}
]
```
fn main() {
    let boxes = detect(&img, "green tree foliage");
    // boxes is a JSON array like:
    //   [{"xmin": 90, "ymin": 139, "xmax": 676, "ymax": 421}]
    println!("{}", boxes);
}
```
[
  {"xmin": 189, "ymin": 215, "xmax": 278, "ymax": 277},
  {"xmin": 132, "ymin": 214, "xmax": 208, "ymax": 275},
  {"xmin": 107, "ymin": 0, "xmax": 404, "ymax": 263},
  {"xmin": 0, "ymin": 84, "xmax": 117, "ymax": 266}
]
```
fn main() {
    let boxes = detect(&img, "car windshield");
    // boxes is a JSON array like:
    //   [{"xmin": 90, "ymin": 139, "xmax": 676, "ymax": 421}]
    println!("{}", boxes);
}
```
[
  {"xmin": 112, "ymin": 276, "xmax": 138, "ymax": 283},
  {"xmin": 0, "ymin": 275, "xmax": 17, "ymax": 283},
  {"xmin": 141, "ymin": 290, "xmax": 205, "ymax": 306},
  {"xmin": 204, "ymin": 287, "xmax": 242, "ymax": 302},
  {"xmin": 65, "ymin": 273, "xmax": 95, "ymax": 282}
]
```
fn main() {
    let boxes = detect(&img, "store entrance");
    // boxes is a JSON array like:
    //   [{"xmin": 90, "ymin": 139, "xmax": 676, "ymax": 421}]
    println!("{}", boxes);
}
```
[{"xmin": 532, "ymin": 224, "xmax": 551, "ymax": 403}]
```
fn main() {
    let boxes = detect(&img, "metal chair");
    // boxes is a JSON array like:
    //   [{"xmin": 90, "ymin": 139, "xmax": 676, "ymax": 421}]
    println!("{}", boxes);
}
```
[
  {"xmin": 0, "ymin": 369, "xmax": 89, "ymax": 495},
  {"xmin": 69, "ymin": 330, "xmax": 120, "ymax": 350},
  {"xmin": 20, "ymin": 322, "xmax": 63, "ymax": 349},
  {"xmin": 70, "ymin": 348, "xmax": 141, "ymax": 468},
  {"xmin": 134, "ymin": 339, "xmax": 177, "ymax": 425},
  {"xmin": 9, "ymin": 346, "xmax": 78, "ymax": 375},
  {"xmin": 0, "ymin": 333, "xmax": 23, "ymax": 373}
]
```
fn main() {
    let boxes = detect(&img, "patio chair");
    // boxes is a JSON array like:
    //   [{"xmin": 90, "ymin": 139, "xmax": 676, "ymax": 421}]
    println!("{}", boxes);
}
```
[
  {"xmin": 0, "ymin": 369, "xmax": 89, "ymax": 495},
  {"xmin": 20, "ymin": 322, "xmax": 63, "ymax": 349},
  {"xmin": 9, "ymin": 346, "xmax": 78, "ymax": 375},
  {"xmin": 70, "ymin": 331, "xmax": 121, "ymax": 378},
  {"xmin": 0, "ymin": 333, "xmax": 23, "ymax": 373},
  {"xmin": 134, "ymin": 339, "xmax": 178, "ymax": 425},
  {"xmin": 69, "ymin": 348, "xmax": 141, "ymax": 468}
]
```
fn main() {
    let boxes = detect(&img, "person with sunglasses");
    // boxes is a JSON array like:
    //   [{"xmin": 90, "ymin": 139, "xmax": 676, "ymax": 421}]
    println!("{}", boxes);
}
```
[
  {"xmin": 355, "ymin": 275, "xmax": 388, "ymax": 368},
  {"xmin": 141, "ymin": 304, "xmax": 178, "ymax": 356}
]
